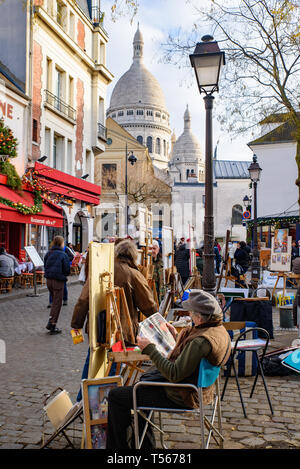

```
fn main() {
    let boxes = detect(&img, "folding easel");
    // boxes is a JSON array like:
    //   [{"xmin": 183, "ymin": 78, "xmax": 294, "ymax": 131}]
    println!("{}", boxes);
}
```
[{"xmin": 100, "ymin": 272, "xmax": 149, "ymax": 384}]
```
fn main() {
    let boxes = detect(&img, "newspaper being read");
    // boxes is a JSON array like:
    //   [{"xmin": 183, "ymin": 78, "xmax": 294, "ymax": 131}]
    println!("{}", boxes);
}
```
[{"xmin": 138, "ymin": 313, "xmax": 176, "ymax": 357}]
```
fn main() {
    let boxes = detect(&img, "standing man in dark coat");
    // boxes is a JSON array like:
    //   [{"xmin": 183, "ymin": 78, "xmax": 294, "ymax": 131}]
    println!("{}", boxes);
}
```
[
  {"xmin": 44, "ymin": 235, "xmax": 70, "ymax": 334},
  {"xmin": 175, "ymin": 242, "xmax": 190, "ymax": 286}
]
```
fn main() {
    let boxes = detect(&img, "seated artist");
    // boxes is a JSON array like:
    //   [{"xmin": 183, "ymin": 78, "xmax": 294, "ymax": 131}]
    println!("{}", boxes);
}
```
[{"xmin": 106, "ymin": 290, "xmax": 231, "ymax": 449}]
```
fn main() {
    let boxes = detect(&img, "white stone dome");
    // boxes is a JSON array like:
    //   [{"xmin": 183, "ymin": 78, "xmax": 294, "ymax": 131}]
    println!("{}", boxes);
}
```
[
  {"xmin": 106, "ymin": 24, "xmax": 171, "ymax": 170},
  {"xmin": 172, "ymin": 106, "xmax": 203, "ymax": 162},
  {"xmin": 109, "ymin": 61, "xmax": 167, "ymax": 110}
]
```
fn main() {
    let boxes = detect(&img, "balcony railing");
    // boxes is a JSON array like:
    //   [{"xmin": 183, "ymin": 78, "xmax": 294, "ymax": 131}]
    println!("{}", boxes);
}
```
[
  {"xmin": 98, "ymin": 122, "xmax": 107, "ymax": 141},
  {"xmin": 45, "ymin": 90, "xmax": 76, "ymax": 122},
  {"xmin": 91, "ymin": 6, "xmax": 105, "ymax": 25}
]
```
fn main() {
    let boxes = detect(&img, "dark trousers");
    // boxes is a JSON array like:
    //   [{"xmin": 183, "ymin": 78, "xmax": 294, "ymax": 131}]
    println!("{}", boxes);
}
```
[
  {"xmin": 49, "ymin": 281, "xmax": 67, "ymax": 304},
  {"xmin": 106, "ymin": 385, "xmax": 185, "ymax": 449},
  {"xmin": 46, "ymin": 278, "xmax": 64, "ymax": 325},
  {"xmin": 76, "ymin": 348, "xmax": 90, "ymax": 402}
]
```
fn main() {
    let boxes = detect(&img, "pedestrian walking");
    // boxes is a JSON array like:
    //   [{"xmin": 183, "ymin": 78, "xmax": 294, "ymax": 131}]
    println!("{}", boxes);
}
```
[
  {"xmin": 47, "ymin": 241, "xmax": 74, "ymax": 308},
  {"xmin": 44, "ymin": 235, "xmax": 70, "ymax": 334}
]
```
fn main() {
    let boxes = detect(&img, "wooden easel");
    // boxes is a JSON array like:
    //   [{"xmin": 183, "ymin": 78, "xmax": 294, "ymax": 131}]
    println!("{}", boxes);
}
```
[
  {"xmin": 270, "ymin": 271, "xmax": 300, "ymax": 300},
  {"xmin": 217, "ymin": 230, "xmax": 248, "ymax": 290},
  {"xmin": 99, "ymin": 272, "xmax": 149, "ymax": 384},
  {"xmin": 216, "ymin": 230, "xmax": 230, "ymax": 292},
  {"xmin": 223, "ymin": 257, "xmax": 249, "ymax": 289}
]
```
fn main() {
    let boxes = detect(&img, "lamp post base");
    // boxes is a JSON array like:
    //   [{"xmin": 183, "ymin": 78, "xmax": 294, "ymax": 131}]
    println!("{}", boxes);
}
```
[{"xmin": 251, "ymin": 257, "xmax": 261, "ymax": 290}]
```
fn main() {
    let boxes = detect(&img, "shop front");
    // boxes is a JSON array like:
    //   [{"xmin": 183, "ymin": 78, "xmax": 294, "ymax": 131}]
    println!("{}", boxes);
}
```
[
  {"xmin": 0, "ymin": 182, "xmax": 63, "ymax": 260},
  {"xmin": 32, "ymin": 163, "xmax": 101, "ymax": 254}
]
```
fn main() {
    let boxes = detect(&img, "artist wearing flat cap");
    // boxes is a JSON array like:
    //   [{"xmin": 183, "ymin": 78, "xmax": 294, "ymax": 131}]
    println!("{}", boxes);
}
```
[{"xmin": 106, "ymin": 289, "xmax": 231, "ymax": 449}]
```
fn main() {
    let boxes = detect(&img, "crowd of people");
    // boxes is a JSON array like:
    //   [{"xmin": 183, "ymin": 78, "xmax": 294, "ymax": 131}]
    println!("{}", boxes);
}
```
[{"xmin": 174, "ymin": 237, "xmax": 252, "ymax": 288}]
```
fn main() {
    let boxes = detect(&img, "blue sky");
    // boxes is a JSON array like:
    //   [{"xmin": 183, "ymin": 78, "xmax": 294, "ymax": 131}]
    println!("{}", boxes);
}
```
[{"xmin": 101, "ymin": 0, "xmax": 253, "ymax": 162}]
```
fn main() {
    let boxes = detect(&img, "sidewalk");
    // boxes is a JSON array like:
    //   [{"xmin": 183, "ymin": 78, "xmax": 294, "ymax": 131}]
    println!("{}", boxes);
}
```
[{"xmin": 0, "ymin": 275, "xmax": 80, "ymax": 303}]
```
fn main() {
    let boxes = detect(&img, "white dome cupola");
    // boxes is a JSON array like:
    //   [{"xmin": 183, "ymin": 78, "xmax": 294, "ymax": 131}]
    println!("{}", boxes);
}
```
[
  {"xmin": 169, "ymin": 106, "xmax": 205, "ymax": 183},
  {"xmin": 107, "ymin": 24, "xmax": 171, "ymax": 170}
]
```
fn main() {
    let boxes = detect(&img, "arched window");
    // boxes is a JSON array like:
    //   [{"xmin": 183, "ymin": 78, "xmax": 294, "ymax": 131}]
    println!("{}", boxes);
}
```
[
  {"xmin": 137, "ymin": 135, "xmax": 143, "ymax": 145},
  {"xmin": 156, "ymin": 138, "xmax": 161, "ymax": 154},
  {"xmin": 147, "ymin": 136, "xmax": 153, "ymax": 153},
  {"xmin": 232, "ymin": 204, "xmax": 243, "ymax": 225}
]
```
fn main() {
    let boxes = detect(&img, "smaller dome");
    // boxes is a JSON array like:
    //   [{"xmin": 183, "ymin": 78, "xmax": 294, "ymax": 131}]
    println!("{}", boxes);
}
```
[{"xmin": 171, "ymin": 106, "xmax": 203, "ymax": 163}]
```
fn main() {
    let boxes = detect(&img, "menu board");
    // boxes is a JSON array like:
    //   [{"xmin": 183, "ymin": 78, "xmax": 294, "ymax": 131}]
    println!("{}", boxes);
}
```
[
  {"xmin": 270, "ymin": 229, "xmax": 291, "ymax": 272},
  {"xmin": 24, "ymin": 246, "xmax": 44, "ymax": 268}
]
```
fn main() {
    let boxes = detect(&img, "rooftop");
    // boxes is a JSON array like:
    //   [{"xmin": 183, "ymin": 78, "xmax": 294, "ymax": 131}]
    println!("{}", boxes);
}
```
[{"xmin": 213, "ymin": 160, "xmax": 251, "ymax": 179}]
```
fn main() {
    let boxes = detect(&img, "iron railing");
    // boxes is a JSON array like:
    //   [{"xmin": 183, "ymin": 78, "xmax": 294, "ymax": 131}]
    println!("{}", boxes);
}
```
[
  {"xmin": 98, "ymin": 122, "xmax": 107, "ymax": 141},
  {"xmin": 91, "ymin": 6, "xmax": 104, "ymax": 25},
  {"xmin": 45, "ymin": 90, "xmax": 76, "ymax": 121}
]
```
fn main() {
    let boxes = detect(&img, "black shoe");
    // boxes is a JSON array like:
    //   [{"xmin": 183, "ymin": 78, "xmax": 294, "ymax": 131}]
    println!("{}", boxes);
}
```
[
  {"xmin": 63, "ymin": 302, "xmax": 68, "ymax": 306},
  {"xmin": 46, "ymin": 320, "xmax": 53, "ymax": 331},
  {"xmin": 49, "ymin": 327, "xmax": 62, "ymax": 335},
  {"xmin": 47, "ymin": 304, "xmax": 51, "ymax": 308}
]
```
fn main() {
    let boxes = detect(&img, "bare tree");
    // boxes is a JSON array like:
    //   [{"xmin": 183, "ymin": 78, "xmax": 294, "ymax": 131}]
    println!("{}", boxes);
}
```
[{"xmin": 162, "ymin": 0, "xmax": 300, "ymax": 203}]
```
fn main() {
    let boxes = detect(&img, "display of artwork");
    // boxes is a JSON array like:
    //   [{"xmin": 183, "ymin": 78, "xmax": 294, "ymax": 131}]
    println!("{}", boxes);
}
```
[
  {"xmin": 270, "ymin": 229, "xmax": 292, "ymax": 272},
  {"xmin": 82, "ymin": 376, "xmax": 122, "ymax": 449}
]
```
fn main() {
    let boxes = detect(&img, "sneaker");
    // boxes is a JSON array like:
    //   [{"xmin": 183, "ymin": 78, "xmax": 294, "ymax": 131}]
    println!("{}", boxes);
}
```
[{"xmin": 49, "ymin": 327, "xmax": 62, "ymax": 335}]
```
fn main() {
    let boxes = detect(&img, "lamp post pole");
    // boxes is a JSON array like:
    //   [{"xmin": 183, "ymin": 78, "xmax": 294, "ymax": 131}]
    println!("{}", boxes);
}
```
[
  {"xmin": 248, "ymin": 155, "xmax": 262, "ymax": 288},
  {"xmin": 125, "ymin": 143, "xmax": 128, "ymax": 236},
  {"xmin": 124, "ymin": 144, "xmax": 137, "ymax": 237},
  {"xmin": 251, "ymin": 180, "xmax": 260, "ymax": 286},
  {"xmin": 190, "ymin": 35, "xmax": 225, "ymax": 297},
  {"xmin": 203, "ymin": 94, "xmax": 216, "ymax": 295}
]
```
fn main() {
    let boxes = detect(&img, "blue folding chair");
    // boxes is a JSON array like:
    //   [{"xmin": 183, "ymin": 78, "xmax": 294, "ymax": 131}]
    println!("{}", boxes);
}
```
[{"xmin": 133, "ymin": 359, "xmax": 223, "ymax": 449}]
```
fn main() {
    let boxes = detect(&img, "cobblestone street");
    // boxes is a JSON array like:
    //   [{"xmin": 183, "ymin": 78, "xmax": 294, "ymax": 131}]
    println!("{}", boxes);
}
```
[{"xmin": 0, "ymin": 283, "xmax": 300, "ymax": 450}]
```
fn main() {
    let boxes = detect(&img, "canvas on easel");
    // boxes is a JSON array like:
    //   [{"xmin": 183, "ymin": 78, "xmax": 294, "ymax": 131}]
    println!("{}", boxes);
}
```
[
  {"xmin": 270, "ymin": 229, "xmax": 291, "ymax": 272},
  {"xmin": 88, "ymin": 242, "xmax": 114, "ymax": 379}
]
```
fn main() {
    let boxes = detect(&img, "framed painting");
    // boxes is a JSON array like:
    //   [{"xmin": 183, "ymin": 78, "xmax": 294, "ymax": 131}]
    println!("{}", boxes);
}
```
[{"xmin": 82, "ymin": 375, "xmax": 123, "ymax": 449}]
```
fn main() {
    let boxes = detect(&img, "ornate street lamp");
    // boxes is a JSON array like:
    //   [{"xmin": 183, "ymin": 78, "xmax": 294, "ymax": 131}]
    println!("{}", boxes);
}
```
[
  {"xmin": 243, "ymin": 195, "xmax": 251, "ymax": 208},
  {"xmin": 248, "ymin": 154, "xmax": 262, "ymax": 287},
  {"xmin": 125, "ymin": 144, "xmax": 137, "ymax": 236},
  {"xmin": 190, "ymin": 35, "xmax": 225, "ymax": 296}
]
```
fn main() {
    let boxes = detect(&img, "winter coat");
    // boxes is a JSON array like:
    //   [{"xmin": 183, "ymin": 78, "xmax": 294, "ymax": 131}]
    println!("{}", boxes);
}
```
[
  {"xmin": 114, "ymin": 256, "xmax": 158, "ymax": 342},
  {"xmin": 71, "ymin": 253, "xmax": 158, "ymax": 343},
  {"xmin": 175, "ymin": 244, "xmax": 190, "ymax": 279},
  {"xmin": 234, "ymin": 247, "xmax": 250, "ymax": 271},
  {"xmin": 44, "ymin": 246, "xmax": 70, "ymax": 282}
]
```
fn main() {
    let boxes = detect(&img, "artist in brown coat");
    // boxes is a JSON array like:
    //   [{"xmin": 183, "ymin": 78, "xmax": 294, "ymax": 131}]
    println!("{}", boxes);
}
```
[{"xmin": 71, "ymin": 239, "xmax": 157, "ymax": 343}]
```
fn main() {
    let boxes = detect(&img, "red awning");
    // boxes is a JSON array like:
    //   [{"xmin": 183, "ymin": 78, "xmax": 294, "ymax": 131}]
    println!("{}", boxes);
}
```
[
  {"xmin": 34, "ymin": 162, "xmax": 101, "ymax": 205},
  {"xmin": 0, "ymin": 184, "xmax": 64, "ymax": 227}
]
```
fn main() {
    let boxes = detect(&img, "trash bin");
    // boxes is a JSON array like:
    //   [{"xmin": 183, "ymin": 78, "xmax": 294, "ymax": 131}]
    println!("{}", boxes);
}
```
[{"xmin": 279, "ymin": 305, "xmax": 294, "ymax": 328}]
